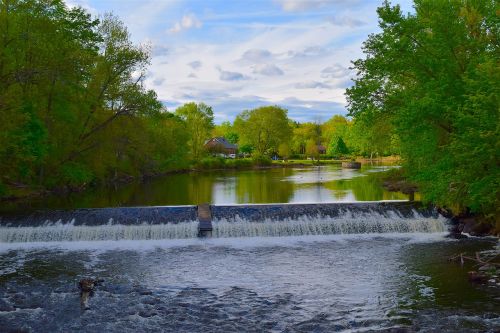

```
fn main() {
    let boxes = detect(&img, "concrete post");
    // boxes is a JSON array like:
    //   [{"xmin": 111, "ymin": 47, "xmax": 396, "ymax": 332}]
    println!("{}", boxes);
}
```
[{"xmin": 197, "ymin": 203, "xmax": 213, "ymax": 237}]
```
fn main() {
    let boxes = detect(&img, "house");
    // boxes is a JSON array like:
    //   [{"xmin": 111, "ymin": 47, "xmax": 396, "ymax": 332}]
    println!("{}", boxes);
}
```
[
  {"xmin": 204, "ymin": 137, "xmax": 238, "ymax": 156},
  {"xmin": 317, "ymin": 145, "xmax": 327, "ymax": 154}
]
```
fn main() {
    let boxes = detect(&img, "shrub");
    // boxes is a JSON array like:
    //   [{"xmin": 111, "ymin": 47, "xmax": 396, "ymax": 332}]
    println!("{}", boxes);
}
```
[
  {"xmin": 61, "ymin": 162, "xmax": 94, "ymax": 187},
  {"xmin": 252, "ymin": 155, "xmax": 272, "ymax": 166}
]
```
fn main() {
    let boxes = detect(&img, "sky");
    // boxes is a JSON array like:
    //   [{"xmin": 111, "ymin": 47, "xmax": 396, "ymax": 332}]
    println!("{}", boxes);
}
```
[{"xmin": 66, "ymin": 0, "xmax": 414, "ymax": 124}]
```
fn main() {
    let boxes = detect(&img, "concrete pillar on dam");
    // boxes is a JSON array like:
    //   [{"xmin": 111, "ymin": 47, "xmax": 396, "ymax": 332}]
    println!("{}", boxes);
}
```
[{"xmin": 197, "ymin": 203, "xmax": 213, "ymax": 237}]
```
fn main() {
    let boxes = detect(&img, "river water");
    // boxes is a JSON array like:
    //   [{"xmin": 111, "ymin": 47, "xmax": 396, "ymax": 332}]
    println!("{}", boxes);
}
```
[
  {"xmin": 0, "ymin": 165, "xmax": 499, "ymax": 332},
  {"xmin": 0, "ymin": 164, "xmax": 408, "ymax": 213},
  {"xmin": 0, "ymin": 235, "xmax": 498, "ymax": 332}
]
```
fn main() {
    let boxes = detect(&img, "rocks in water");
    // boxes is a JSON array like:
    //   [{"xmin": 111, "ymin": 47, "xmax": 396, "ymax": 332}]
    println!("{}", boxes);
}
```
[
  {"xmin": 468, "ymin": 271, "xmax": 489, "ymax": 284},
  {"xmin": 78, "ymin": 279, "xmax": 95, "ymax": 292},
  {"xmin": 78, "ymin": 278, "xmax": 103, "ymax": 310},
  {"xmin": 478, "ymin": 264, "xmax": 495, "ymax": 272},
  {"xmin": 341, "ymin": 161, "xmax": 361, "ymax": 169},
  {"xmin": 445, "ymin": 232, "xmax": 468, "ymax": 239},
  {"xmin": 461, "ymin": 217, "xmax": 493, "ymax": 236}
]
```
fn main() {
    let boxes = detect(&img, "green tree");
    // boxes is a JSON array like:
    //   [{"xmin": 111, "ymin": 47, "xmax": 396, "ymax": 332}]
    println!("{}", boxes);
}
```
[
  {"xmin": 213, "ymin": 121, "xmax": 239, "ymax": 144},
  {"xmin": 305, "ymin": 139, "xmax": 319, "ymax": 160},
  {"xmin": 329, "ymin": 137, "xmax": 349, "ymax": 157},
  {"xmin": 0, "ymin": 1, "xmax": 190, "ymax": 196},
  {"xmin": 175, "ymin": 102, "xmax": 214, "ymax": 159},
  {"xmin": 278, "ymin": 143, "xmax": 290, "ymax": 160},
  {"xmin": 234, "ymin": 106, "xmax": 292, "ymax": 156},
  {"xmin": 346, "ymin": 0, "xmax": 499, "ymax": 217}
]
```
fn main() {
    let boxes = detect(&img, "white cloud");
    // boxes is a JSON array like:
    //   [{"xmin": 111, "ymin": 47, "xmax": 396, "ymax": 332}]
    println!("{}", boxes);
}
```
[
  {"xmin": 188, "ymin": 61, "xmax": 202, "ymax": 70},
  {"xmin": 328, "ymin": 16, "xmax": 365, "ymax": 28},
  {"xmin": 321, "ymin": 64, "xmax": 350, "ymax": 78},
  {"xmin": 252, "ymin": 64, "xmax": 284, "ymax": 76},
  {"xmin": 169, "ymin": 14, "xmax": 202, "ymax": 33},
  {"xmin": 295, "ymin": 81, "xmax": 331, "ymax": 89},
  {"xmin": 147, "ymin": 21, "xmax": 359, "ymax": 121},
  {"xmin": 65, "ymin": 0, "xmax": 98, "ymax": 16},
  {"xmin": 275, "ymin": 0, "xmax": 350, "ymax": 12},
  {"xmin": 218, "ymin": 68, "xmax": 249, "ymax": 81},
  {"xmin": 241, "ymin": 49, "xmax": 273, "ymax": 63},
  {"xmin": 153, "ymin": 78, "xmax": 165, "ymax": 86}
]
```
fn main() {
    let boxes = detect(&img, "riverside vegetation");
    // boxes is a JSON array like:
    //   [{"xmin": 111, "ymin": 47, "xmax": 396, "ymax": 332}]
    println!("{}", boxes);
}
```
[{"xmin": 0, "ymin": 1, "xmax": 498, "ymax": 231}]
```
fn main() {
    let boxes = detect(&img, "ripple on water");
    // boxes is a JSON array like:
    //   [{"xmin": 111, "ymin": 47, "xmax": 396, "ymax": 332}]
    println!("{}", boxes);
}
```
[{"xmin": 0, "ymin": 235, "xmax": 498, "ymax": 332}]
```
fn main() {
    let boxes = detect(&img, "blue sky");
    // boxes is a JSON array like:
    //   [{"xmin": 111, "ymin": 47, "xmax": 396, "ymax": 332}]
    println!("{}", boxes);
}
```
[{"xmin": 67, "ymin": 0, "xmax": 414, "ymax": 123}]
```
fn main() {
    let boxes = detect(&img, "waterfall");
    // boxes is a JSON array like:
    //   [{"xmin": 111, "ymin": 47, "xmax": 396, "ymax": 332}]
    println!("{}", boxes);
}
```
[
  {"xmin": 212, "ymin": 211, "xmax": 446, "ymax": 238},
  {"xmin": 0, "ymin": 221, "xmax": 199, "ymax": 243},
  {"xmin": 0, "ymin": 204, "xmax": 447, "ymax": 243}
]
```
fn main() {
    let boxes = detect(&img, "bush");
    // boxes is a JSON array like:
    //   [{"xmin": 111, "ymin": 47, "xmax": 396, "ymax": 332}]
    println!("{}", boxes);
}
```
[
  {"xmin": 195, "ymin": 157, "xmax": 225, "ymax": 169},
  {"xmin": 252, "ymin": 155, "xmax": 272, "ymax": 166},
  {"xmin": 0, "ymin": 182, "xmax": 7, "ymax": 197},
  {"xmin": 289, "ymin": 154, "xmax": 305, "ymax": 160},
  {"xmin": 61, "ymin": 162, "xmax": 94, "ymax": 187},
  {"xmin": 225, "ymin": 158, "xmax": 253, "ymax": 169}
]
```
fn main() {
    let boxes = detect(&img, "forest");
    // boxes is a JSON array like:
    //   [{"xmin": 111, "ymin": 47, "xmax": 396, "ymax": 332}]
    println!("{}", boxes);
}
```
[{"xmin": 0, "ymin": 0, "xmax": 498, "ymax": 224}]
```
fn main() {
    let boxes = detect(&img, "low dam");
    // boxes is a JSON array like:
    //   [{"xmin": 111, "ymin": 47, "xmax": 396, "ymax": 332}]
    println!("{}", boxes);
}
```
[
  {"xmin": 0, "ymin": 201, "xmax": 447, "ymax": 243},
  {"xmin": 0, "ymin": 201, "xmax": 497, "ymax": 333}
]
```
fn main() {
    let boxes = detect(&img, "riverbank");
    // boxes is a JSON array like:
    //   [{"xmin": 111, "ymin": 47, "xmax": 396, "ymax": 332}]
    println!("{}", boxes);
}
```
[{"xmin": 381, "ymin": 168, "xmax": 500, "ymax": 236}]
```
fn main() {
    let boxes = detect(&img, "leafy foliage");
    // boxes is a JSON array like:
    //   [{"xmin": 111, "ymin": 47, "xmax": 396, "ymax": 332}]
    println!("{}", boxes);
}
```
[
  {"xmin": 0, "ymin": 1, "xmax": 188, "ymax": 194},
  {"xmin": 234, "ymin": 106, "xmax": 292, "ymax": 156},
  {"xmin": 346, "ymin": 0, "xmax": 499, "ymax": 215}
]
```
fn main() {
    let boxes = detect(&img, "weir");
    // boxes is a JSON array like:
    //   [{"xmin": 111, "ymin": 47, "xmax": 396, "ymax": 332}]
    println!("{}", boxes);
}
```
[{"xmin": 0, "ymin": 201, "xmax": 448, "ymax": 243}]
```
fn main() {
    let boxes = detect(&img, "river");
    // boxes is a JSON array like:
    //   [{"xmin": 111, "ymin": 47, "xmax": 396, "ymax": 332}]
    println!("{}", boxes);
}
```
[
  {"xmin": 0, "ymin": 164, "xmax": 498, "ymax": 332},
  {"xmin": 0, "ymin": 164, "xmax": 409, "ymax": 213}
]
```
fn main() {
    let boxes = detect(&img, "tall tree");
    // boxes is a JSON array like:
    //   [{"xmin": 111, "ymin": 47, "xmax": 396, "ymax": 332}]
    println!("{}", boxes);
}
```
[
  {"xmin": 346, "ymin": 0, "xmax": 499, "ymax": 216},
  {"xmin": 234, "ymin": 106, "xmax": 292, "ymax": 156},
  {"xmin": 175, "ymin": 102, "xmax": 214, "ymax": 159}
]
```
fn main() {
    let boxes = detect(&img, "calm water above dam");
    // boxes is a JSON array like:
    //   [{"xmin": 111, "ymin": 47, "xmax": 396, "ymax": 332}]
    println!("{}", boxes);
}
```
[{"xmin": 1, "ymin": 164, "xmax": 408, "ymax": 213}]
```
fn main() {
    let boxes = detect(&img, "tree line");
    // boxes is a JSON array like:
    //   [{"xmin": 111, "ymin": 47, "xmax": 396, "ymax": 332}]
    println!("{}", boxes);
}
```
[{"xmin": 0, "ymin": 0, "xmax": 381, "ymax": 199}]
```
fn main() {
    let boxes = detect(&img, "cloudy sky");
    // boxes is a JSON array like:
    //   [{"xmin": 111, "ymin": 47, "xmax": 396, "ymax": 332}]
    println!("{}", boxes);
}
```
[{"xmin": 67, "ymin": 0, "xmax": 414, "ymax": 123}]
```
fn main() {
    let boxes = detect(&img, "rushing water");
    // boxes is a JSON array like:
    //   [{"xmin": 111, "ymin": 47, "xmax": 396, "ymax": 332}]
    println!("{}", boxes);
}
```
[
  {"xmin": 0, "ymin": 235, "xmax": 498, "ymax": 332},
  {"xmin": 0, "ymin": 165, "xmax": 498, "ymax": 332},
  {"xmin": 0, "ymin": 164, "xmax": 409, "ymax": 213},
  {"xmin": 0, "ymin": 209, "xmax": 446, "ymax": 243}
]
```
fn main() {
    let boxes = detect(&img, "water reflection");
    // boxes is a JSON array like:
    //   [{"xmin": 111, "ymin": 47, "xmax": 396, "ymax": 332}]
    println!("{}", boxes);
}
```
[{"xmin": 0, "ymin": 164, "xmax": 408, "ymax": 213}]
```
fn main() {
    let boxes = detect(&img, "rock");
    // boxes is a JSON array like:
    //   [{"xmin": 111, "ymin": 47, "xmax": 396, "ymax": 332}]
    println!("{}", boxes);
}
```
[
  {"xmin": 478, "ymin": 265, "xmax": 495, "ymax": 272},
  {"xmin": 468, "ymin": 271, "xmax": 488, "ymax": 284},
  {"xmin": 341, "ymin": 161, "xmax": 361, "ymax": 169},
  {"xmin": 445, "ymin": 232, "xmax": 468, "ymax": 239},
  {"xmin": 460, "ymin": 217, "xmax": 493, "ymax": 236},
  {"xmin": 80, "ymin": 291, "xmax": 91, "ymax": 310},
  {"xmin": 78, "ymin": 278, "xmax": 95, "ymax": 292},
  {"xmin": 0, "ymin": 299, "xmax": 15, "ymax": 312}
]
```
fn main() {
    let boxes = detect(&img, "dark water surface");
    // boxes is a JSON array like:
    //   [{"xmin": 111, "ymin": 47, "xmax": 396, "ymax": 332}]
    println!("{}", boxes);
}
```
[
  {"xmin": 0, "ymin": 164, "xmax": 408, "ymax": 213},
  {"xmin": 0, "ymin": 165, "xmax": 498, "ymax": 332},
  {"xmin": 0, "ymin": 236, "xmax": 498, "ymax": 332}
]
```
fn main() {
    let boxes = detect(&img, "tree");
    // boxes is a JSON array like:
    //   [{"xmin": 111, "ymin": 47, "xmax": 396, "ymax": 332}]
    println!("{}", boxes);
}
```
[
  {"xmin": 278, "ymin": 143, "xmax": 290, "ymax": 161},
  {"xmin": 346, "ymin": 0, "xmax": 499, "ymax": 217},
  {"xmin": 329, "ymin": 137, "xmax": 349, "ymax": 157},
  {"xmin": 175, "ymin": 102, "xmax": 214, "ymax": 159},
  {"xmin": 0, "ymin": 2, "xmax": 190, "ymax": 195},
  {"xmin": 322, "ymin": 115, "xmax": 349, "ymax": 145},
  {"xmin": 213, "ymin": 121, "xmax": 239, "ymax": 144},
  {"xmin": 305, "ymin": 139, "xmax": 319, "ymax": 160},
  {"xmin": 234, "ymin": 106, "xmax": 292, "ymax": 156}
]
